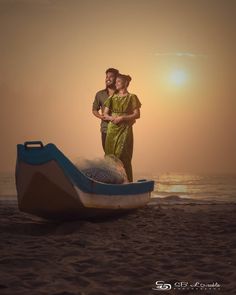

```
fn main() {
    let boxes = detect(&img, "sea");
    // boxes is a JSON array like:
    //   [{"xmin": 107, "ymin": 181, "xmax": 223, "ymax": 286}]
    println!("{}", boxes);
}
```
[
  {"xmin": 0, "ymin": 172, "xmax": 235, "ymax": 204},
  {"xmin": 151, "ymin": 172, "xmax": 236, "ymax": 204}
]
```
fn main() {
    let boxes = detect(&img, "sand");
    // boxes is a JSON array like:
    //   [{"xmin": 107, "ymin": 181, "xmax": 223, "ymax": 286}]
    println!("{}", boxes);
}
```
[{"xmin": 0, "ymin": 199, "xmax": 235, "ymax": 295}]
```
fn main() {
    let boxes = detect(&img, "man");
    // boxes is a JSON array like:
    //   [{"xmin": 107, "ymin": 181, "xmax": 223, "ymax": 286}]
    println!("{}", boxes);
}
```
[{"xmin": 92, "ymin": 68, "xmax": 119, "ymax": 151}]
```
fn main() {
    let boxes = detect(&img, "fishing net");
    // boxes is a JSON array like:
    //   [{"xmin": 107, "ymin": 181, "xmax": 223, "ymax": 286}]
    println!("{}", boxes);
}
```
[{"xmin": 75, "ymin": 155, "xmax": 128, "ymax": 184}]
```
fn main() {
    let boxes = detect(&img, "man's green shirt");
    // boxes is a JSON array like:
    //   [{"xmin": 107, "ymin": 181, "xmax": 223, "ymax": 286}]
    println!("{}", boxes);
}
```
[{"xmin": 92, "ymin": 88, "xmax": 110, "ymax": 133}]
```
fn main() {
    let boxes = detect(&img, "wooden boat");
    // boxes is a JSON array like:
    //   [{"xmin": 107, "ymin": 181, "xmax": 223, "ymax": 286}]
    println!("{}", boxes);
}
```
[{"xmin": 15, "ymin": 141, "xmax": 154, "ymax": 220}]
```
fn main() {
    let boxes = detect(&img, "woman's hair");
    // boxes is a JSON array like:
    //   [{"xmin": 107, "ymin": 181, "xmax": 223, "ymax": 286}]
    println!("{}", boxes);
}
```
[{"xmin": 117, "ymin": 73, "xmax": 132, "ymax": 86}]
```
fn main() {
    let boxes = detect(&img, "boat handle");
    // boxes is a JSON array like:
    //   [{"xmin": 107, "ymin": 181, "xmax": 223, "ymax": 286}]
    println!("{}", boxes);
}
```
[{"xmin": 24, "ymin": 141, "xmax": 44, "ymax": 149}]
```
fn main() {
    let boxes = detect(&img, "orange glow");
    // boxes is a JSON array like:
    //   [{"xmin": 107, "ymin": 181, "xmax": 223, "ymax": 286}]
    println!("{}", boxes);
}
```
[{"xmin": 0, "ymin": 0, "xmax": 235, "ymax": 175}]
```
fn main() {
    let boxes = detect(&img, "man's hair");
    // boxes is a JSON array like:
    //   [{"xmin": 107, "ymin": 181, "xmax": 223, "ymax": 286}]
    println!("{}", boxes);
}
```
[{"xmin": 105, "ymin": 68, "xmax": 119, "ymax": 76}]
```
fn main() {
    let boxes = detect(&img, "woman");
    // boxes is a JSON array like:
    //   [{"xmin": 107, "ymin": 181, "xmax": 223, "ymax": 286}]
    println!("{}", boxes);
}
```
[{"xmin": 103, "ymin": 74, "xmax": 141, "ymax": 182}]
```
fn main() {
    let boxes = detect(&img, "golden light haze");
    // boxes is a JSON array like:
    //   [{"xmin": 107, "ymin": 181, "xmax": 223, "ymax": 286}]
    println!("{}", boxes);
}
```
[{"xmin": 1, "ymin": 0, "xmax": 236, "ymax": 175}]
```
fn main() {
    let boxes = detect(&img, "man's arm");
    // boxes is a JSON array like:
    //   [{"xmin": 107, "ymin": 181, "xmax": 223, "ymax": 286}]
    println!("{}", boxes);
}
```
[
  {"xmin": 92, "ymin": 93, "xmax": 103, "ymax": 119},
  {"xmin": 103, "ymin": 107, "xmax": 113, "ymax": 121},
  {"xmin": 112, "ymin": 108, "xmax": 140, "ymax": 124},
  {"xmin": 122, "ymin": 108, "xmax": 140, "ymax": 121},
  {"xmin": 92, "ymin": 109, "xmax": 103, "ymax": 119}
]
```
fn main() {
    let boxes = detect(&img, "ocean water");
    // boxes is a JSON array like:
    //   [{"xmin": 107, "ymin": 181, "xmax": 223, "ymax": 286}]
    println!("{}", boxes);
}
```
[
  {"xmin": 152, "ymin": 173, "xmax": 236, "ymax": 203},
  {"xmin": 0, "ymin": 172, "xmax": 236, "ymax": 203},
  {"xmin": 0, "ymin": 172, "xmax": 16, "ymax": 198}
]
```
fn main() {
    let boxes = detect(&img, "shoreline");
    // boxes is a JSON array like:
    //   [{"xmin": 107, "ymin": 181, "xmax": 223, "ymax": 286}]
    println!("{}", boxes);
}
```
[{"xmin": 1, "ymin": 194, "xmax": 235, "ymax": 205}]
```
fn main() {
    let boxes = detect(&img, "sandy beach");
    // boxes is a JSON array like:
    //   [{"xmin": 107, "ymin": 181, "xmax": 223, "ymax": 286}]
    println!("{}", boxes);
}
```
[{"xmin": 0, "ymin": 199, "xmax": 235, "ymax": 295}]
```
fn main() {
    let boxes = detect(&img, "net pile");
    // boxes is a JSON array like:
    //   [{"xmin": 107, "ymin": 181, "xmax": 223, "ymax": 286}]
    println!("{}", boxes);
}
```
[{"xmin": 75, "ymin": 155, "xmax": 128, "ymax": 184}]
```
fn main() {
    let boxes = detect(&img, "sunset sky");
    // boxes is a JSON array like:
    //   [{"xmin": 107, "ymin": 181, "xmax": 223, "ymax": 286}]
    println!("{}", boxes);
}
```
[{"xmin": 1, "ymin": 0, "xmax": 235, "ymax": 175}]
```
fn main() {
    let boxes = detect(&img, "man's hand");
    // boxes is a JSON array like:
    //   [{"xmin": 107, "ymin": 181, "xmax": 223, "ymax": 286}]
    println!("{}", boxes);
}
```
[
  {"xmin": 112, "ymin": 116, "xmax": 124, "ymax": 125},
  {"xmin": 102, "ymin": 114, "xmax": 113, "ymax": 121}
]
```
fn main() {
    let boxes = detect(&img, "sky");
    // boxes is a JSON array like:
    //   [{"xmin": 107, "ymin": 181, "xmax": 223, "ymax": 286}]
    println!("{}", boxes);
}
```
[{"xmin": 0, "ymin": 0, "xmax": 236, "ymax": 175}]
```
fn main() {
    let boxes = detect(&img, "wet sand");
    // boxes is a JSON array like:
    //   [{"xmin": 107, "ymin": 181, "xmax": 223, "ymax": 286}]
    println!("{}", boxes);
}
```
[{"xmin": 0, "ymin": 199, "xmax": 235, "ymax": 295}]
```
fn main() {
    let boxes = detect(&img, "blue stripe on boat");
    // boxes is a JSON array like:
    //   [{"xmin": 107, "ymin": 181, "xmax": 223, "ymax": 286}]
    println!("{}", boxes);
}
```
[{"xmin": 17, "ymin": 143, "xmax": 154, "ymax": 195}]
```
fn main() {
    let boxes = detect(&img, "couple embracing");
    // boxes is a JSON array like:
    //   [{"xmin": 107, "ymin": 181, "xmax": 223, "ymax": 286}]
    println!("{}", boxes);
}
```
[{"xmin": 92, "ymin": 68, "xmax": 141, "ymax": 183}]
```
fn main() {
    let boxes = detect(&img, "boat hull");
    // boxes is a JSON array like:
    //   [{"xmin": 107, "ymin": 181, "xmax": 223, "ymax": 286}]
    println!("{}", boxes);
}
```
[
  {"xmin": 16, "ymin": 160, "xmax": 151, "ymax": 220},
  {"xmin": 15, "ymin": 141, "xmax": 154, "ymax": 220}
]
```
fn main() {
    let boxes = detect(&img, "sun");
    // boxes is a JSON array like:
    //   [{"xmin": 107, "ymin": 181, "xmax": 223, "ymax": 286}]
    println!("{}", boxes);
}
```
[{"xmin": 169, "ymin": 69, "xmax": 188, "ymax": 86}]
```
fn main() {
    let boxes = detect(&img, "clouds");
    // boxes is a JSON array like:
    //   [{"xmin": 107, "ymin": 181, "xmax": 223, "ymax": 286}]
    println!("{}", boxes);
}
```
[{"xmin": 155, "ymin": 52, "xmax": 208, "ymax": 58}]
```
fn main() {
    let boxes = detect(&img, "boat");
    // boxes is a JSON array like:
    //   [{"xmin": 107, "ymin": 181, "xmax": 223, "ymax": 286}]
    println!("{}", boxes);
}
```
[{"xmin": 15, "ymin": 141, "xmax": 154, "ymax": 220}]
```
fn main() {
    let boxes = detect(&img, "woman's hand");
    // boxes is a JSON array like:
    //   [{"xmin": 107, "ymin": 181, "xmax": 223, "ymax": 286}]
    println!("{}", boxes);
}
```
[{"xmin": 112, "ymin": 116, "xmax": 124, "ymax": 125}]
